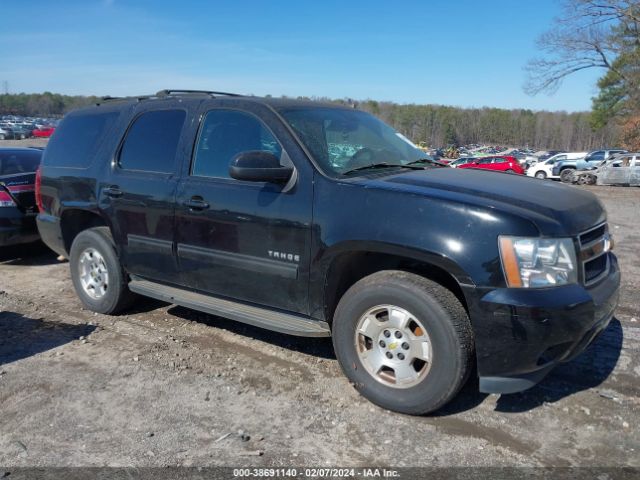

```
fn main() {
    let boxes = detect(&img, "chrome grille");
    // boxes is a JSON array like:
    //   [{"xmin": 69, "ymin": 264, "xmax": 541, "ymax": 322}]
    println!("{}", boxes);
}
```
[{"xmin": 578, "ymin": 223, "xmax": 611, "ymax": 286}]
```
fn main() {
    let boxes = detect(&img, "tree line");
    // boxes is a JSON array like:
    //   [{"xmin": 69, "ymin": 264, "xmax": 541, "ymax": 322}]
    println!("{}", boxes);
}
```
[
  {"xmin": 0, "ymin": 92, "xmax": 99, "ymax": 117},
  {"xmin": 354, "ymin": 101, "xmax": 618, "ymax": 150},
  {"xmin": 0, "ymin": 91, "xmax": 619, "ymax": 150}
]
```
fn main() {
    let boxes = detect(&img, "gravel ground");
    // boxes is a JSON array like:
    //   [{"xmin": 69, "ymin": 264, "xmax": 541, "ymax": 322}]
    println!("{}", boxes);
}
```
[
  {"xmin": 0, "ymin": 185, "xmax": 638, "ymax": 468},
  {"xmin": 0, "ymin": 138, "xmax": 49, "ymax": 149}
]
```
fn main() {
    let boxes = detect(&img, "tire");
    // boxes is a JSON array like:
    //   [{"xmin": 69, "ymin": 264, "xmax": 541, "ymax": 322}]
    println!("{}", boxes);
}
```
[
  {"xmin": 560, "ymin": 168, "xmax": 575, "ymax": 183},
  {"xmin": 332, "ymin": 270, "xmax": 474, "ymax": 415},
  {"xmin": 534, "ymin": 171, "xmax": 547, "ymax": 179},
  {"xmin": 69, "ymin": 226, "xmax": 136, "ymax": 314},
  {"xmin": 505, "ymin": 169, "xmax": 514, "ymax": 173}
]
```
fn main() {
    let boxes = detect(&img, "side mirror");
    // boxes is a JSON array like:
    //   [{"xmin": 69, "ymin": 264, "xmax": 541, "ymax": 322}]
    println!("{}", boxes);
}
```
[{"xmin": 229, "ymin": 151, "xmax": 293, "ymax": 183}]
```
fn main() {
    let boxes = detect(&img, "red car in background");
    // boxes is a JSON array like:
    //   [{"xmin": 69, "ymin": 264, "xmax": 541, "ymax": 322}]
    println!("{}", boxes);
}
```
[
  {"xmin": 457, "ymin": 155, "xmax": 525, "ymax": 174},
  {"xmin": 32, "ymin": 126, "xmax": 55, "ymax": 138}
]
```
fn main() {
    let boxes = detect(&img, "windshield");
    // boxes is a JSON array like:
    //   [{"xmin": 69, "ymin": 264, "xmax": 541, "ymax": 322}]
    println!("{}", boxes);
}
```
[{"xmin": 278, "ymin": 107, "xmax": 429, "ymax": 176}]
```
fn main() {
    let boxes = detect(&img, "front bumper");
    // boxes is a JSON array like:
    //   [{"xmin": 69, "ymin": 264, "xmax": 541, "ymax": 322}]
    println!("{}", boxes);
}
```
[
  {"xmin": 467, "ymin": 253, "xmax": 620, "ymax": 394},
  {"xmin": 0, "ymin": 208, "xmax": 40, "ymax": 247}
]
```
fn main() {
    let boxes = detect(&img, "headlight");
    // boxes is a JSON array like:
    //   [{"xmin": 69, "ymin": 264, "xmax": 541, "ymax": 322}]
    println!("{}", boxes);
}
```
[{"xmin": 498, "ymin": 236, "xmax": 577, "ymax": 288}]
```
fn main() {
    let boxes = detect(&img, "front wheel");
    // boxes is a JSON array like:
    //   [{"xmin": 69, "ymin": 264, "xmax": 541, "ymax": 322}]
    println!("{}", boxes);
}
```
[
  {"xmin": 69, "ymin": 227, "xmax": 136, "ymax": 314},
  {"xmin": 332, "ymin": 271, "xmax": 474, "ymax": 415}
]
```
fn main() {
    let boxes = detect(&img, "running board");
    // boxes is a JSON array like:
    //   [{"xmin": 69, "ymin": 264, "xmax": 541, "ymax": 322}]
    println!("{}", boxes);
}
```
[{"xmin": 128, "ymin": 279, "xmax": 331, "ymax": 337}]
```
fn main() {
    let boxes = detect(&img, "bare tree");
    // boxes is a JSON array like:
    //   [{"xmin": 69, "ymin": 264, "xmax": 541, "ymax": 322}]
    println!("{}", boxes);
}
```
[{"xmin": 525, "ymin": 0, "xmax": 639, "ymax": 94}]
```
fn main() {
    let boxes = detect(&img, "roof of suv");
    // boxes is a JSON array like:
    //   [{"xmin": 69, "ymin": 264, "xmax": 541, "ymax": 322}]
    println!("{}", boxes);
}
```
[{"xmin": 93, "ymin": 89, "xmax": 353, "ymax": 111}]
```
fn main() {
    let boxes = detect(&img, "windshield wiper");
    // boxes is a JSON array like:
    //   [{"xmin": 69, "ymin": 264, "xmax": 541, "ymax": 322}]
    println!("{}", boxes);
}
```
[
  {"xmin": 405, "ymin": 158, "xmax": 446, "ymax": 167},
  {"xmin": 342, "ymin": 162, "xmax": 421, "ymax": 175}
]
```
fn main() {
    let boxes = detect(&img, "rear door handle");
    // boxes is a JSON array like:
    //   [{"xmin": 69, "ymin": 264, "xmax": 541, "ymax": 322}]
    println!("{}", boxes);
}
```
[
  {"xmin": 103, "ymin": 186, "xmax": 123, "ymax": 198},
  {"xmin": 183, "ymin": 197, "xmax": 210, "ymax": 211}
]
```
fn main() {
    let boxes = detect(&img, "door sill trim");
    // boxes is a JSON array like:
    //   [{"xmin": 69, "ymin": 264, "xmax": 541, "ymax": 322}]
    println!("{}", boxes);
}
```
[{"xmin": 128, "ymin": 278, "xmax": 330, "ymax": 337}]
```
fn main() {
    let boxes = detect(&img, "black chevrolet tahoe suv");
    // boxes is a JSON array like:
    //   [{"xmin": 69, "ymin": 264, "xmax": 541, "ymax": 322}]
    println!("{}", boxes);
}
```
[{"xmin": 36, "ymin": 90, "xmax": 620, "ymax": 415}]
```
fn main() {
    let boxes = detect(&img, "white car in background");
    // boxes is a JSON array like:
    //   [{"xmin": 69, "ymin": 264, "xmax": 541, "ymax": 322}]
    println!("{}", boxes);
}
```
[{"xmin": 526, "ymin": 152, "xmax": 587, "ymax": 179}]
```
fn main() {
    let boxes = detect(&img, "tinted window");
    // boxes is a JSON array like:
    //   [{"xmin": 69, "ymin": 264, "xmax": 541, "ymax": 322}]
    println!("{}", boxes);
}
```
[
  {"xmin": 477, "ymin": 158, "xmax": 493, "ymax": 164},
  {"xmin": 192, "ymin": 110, "xmax": 282, "ymax": 179},
  {"xmin": 44, "ymin": 112, "xmax": 118, "ymax": 167},
  {"xmin": 0, "ymin": 150, "xmax": 42, "ymax": 175},
  {"xmin": 119, "ymin": 110, "xmax": 186, "ymax": 173}
]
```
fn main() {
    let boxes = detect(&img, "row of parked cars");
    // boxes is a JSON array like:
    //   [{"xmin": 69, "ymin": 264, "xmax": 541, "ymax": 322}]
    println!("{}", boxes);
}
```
[
  {"xmin": 524, "ymin": 149, "xmax": 635, "ymax": 184},
  {"xmin": 0, "ymin": 115, "xmax": 58, "ymax": 140},
  {"xmin": 443, "ymin": 148, "xmax": 638, "ymax": 186}
]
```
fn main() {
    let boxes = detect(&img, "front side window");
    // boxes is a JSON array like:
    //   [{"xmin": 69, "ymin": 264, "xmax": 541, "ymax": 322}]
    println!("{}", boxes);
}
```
[
  {"xmin": 278, "ymin": 107, "xmax": 430, "ymax": 176},
  {"xmin": 587, "ymin": 151, "xmax": 605, "ymax": 161},
  {"xmin": 118, "ymin": 110, "xmax": 186, "ymax": 173},
  {"xmin": 191, "ymin": 110, "xmax": 282, "ymax": 179}
]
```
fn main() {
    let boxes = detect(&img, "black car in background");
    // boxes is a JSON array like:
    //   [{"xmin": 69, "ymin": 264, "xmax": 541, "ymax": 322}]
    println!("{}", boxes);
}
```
[{"xmin": 0, "ymin": 147, "xmax": 42, "ymax": 246}]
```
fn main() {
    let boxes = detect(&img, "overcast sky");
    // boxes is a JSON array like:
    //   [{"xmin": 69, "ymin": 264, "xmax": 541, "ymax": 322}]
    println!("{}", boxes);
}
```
[{"xmin": 0, "ymin": 0, "xmax": 603, "ymax": 111}]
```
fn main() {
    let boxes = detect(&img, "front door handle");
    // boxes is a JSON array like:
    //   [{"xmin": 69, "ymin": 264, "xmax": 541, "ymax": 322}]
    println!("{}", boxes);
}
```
[
  {"xmin": 103, "ymin": 186, "xmax": 123, "ymax": 198},
  {"xmin": 183, "ymin": 197, "xmax": 210, "ymax": 211}
]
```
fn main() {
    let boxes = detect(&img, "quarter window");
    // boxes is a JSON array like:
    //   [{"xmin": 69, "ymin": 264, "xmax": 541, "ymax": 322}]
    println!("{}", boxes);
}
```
[
  {"xmin": 192, "ymin": 110, "xmax": 282, "ymax": 179},
  {"xmin": 44, "ymin": 112, "xmax": 118, "ymax": 168},
  {"xmin": 118, "ymin": 110, "xmax": 186, "ymax": 173}
]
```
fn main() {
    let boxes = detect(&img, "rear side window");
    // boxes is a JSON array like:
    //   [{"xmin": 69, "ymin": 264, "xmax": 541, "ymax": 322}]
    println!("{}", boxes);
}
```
[
  {"xmin": 0, "ymin": 150, "xmax": 42, "ymax": 175},
  {"xmin": 44, "ymin": 112, "xmax": 118, "ymax": 167},
  {"xmin": 588, "ymin": 151, "xmax": 605, "ymax": 161},
  {"xmin": 118, "ymin": 110, "xmax": 186, "ymax": 173}
]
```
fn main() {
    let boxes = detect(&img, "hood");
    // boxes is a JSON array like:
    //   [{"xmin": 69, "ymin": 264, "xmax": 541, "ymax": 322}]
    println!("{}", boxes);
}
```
[{"xmin": 361, "ymin": 168, "xmax": 606, "ymax": 236}]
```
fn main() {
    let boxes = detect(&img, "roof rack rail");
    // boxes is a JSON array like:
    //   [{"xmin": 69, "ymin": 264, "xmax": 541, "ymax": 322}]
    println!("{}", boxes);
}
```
[
  {"xmin": 96, "ymin": 94, "xmax": 160, "ymax": 106},
  {"xmin": 155, "ymin": 89, "xmax": 242, "ymax": 97},
  {"xmin": 96, "ymin": 89, "xmax": 243, "ymax": 106}
]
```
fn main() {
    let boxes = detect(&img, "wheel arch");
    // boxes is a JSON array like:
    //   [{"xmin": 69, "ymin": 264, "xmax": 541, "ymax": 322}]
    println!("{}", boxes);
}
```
[
  {"xmin": 60, "ymin": 208, "xmax": 112, "ymax": 253},
  {"xmin": 318, "ymin": 242, "xmax": 474, "ymax": 325}
]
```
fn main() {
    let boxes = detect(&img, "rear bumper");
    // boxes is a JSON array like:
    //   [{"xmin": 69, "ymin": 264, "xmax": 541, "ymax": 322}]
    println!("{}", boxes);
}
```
[
  {"xmin": 36, "ymin": 213, "xmax": 67, "ymax": 256},
  {"xmin": 0, "ymin": 209, "xmax": 39, "ymax": 247},
  {"xmin": 468, "ymin": 253, "xmax": 620, "ymax": 394}
]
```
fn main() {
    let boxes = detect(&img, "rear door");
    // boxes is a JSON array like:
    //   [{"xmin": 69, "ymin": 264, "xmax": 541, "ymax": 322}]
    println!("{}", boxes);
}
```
[{"xmin": 102, "ymin": 102, "xmax": 192, "ymax": 282}]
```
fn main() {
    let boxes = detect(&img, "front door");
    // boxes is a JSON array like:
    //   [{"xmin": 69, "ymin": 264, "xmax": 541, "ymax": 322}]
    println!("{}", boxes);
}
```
[{"xmin": 174, "ymin": 106, "xmax": 313, "ymax": 314}]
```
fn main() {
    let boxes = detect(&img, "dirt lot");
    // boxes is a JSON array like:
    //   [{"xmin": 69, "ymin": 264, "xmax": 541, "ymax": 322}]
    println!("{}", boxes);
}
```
[
  {"xmin": 0, "ymin": 185, "xmax": 638, "ymax": 468},
  {"xmin": 0, "ymin": 138, "xmax": 49, "ymax": 149}
]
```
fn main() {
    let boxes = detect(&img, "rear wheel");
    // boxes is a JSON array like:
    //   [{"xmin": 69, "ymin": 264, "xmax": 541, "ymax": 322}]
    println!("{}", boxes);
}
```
[
  {"xmin": 535, "ymin": 171, "xmax": 547, "ymax": 179},
  {"xmin": 505, "ymin": 169, "xmax": 514, "ymax": 173},
  {"xmin": 332, "ymin": 270, "xmax": 473, "ymax": 415},
  {"xmin": 69, "ymin": 227, "xmax": 136, "ymax": 314},
  {"xmin": 560, "ymin": 168, "xmax": 575, "ymax": 183}
]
